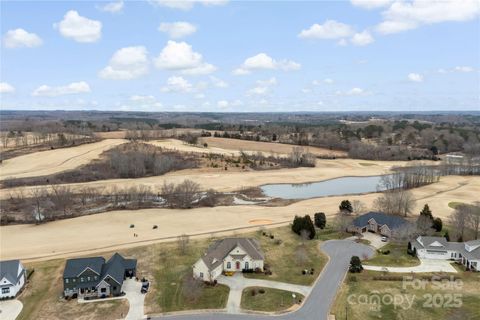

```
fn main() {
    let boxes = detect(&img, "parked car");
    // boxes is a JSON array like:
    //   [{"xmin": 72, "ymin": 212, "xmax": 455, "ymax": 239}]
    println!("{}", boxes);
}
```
[
  {"xmin": 141, "ymin": 279, "xmax": 150, "ymax": 294},
  {"xmin": 381, "ymin": 236, "xmax": 388, "ymax": 242}
]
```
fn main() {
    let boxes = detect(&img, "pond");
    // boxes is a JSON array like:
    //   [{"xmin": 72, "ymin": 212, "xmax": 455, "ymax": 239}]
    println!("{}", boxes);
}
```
[{"xmin": 260, "ymin": 175, "xmax": 388, "ymax": 200}]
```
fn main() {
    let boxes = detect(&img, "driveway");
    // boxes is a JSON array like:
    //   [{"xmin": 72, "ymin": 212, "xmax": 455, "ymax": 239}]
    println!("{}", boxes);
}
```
[
  {"xmin": 364, "ymin": 258, "xmax": 458, "ymax": 273},
  {"xmin": 123, "ymin": 279, "xmax": 145, "ymax": 320},
  {"xmin": 0, "ymin": 299, "xmax": 23, "ymax": 320},
  {"xmin": 216, "ymin": 273, "xmax": 311, "ymax": 314},
  {"xmin": 347, "ymin": 232, "xmax": 387, "ymax": 249},
  {"xmin": 152, "ymin": 240, "xmax": 374, "ymax": 320}
]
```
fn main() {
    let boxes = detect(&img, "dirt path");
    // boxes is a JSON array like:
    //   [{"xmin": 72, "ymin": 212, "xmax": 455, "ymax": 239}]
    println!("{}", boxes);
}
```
[
  {"xmin": 1, "ymin": 176, "xmax": 477, "ymax": 262},
  {"xmin": 0, "ymin": 139, "xmax": 127, "ymax": 180}
]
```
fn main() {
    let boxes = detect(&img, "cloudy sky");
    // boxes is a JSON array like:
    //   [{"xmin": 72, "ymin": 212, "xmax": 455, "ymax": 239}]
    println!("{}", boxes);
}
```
[{"xmin": 1, "ymin": 0, "xmax": 479, "ymax": 112}]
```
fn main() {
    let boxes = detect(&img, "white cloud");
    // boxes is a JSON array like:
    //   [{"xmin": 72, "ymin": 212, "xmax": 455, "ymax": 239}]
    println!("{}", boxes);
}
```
[
  {"xmin": 232, "ymin": 99, "xmax": 243, "ymax": 106},
  {"xmin": 158, "ymin": 22, "xmax": 197, "ymax": 39},
  {"xmin": 210, "ymin": 76, "xmax": 228, "ymax": 88},
  {"xmin": 351, "ymin": 30, "xmax": 374, "ymax": 46},
  {"xmin": 154, "ymin": 41, "xmax": 215, "ymax": 74},
  {"xmin": 149, "ymin": 0, "xmax": 228, "ymax": 11},
  {"xmin": 3, "ymin": 28, "xmax": 43, "ymax": 48},
  {"xmin": 347, "ymin": 87, "xmax": 366, "ymax": 95},
  {"xmin": 195, "ymin": 93, "xmax": 206, "ymax": 99},
  {"xmin": 408, "ymin": 73, "xmax": 423, "ymax": 82},
  {"xmin": 247, "ymin": 77, "xmax": 277, "ymax": 96},
  {"xmin": 99, "ymin": 46, "xmax": 149, "ymax": 80},
  {"xmin": 0, "ymin": 82, "xmax": 15, "ymax": 93},
  {"xmin": 32, "ymin": 81, "xmax": 91, "ymax": 97},
  {"xmin": 161, "ymin": 76, "xmax": 193, "ymax": 93},
  {"xmin": 454, "ymin": 66, "xmax": 474, "ymax": 72},
  {"xmin": 234, "ymin": 53, "xmax": 300, "ymax": 75},
  {"xmin": 217, "ymin": 100, "xmax": 229, "ymax": 108},
  {"xmin": 351, "ymin": 0, "xmax": 393, "ymax": 9},
  {"xmin": 324, "ymin": 78, "xmax": 334, "ymax": 84},
  {"xmin": 376, "ymin": 0, "xmax": 480, "ymax": 34},
  {"xmin": 130, "ymin": 95, "xmax": 156, "ymax": 103},
  {"xmin": 99, "ymin": 0, "xmax": 124, "ymax": 13},
  {"xmin": 55, "ymin": 10, "xmax": 102, "ymax": 42},
  {"xmin": 314, "ymin": 78, "xmax": 334, "ymax": 85},
  {"xmin": 298, "ymin": 20, "xmax": 354, "ymax": 39}
]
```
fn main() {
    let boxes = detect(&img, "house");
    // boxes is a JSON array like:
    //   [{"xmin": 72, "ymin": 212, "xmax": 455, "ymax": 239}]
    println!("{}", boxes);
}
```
[
  {"xmin": 0, "ymin": 260, "xmax": 26, "ymax": 299},
  {"xmin": 63, "ymin": 253, "xmax": 137, "ymax": 299},
  {"xmin": 409, "ymin": 236, "xmax": 480, "ymax": 271},
  {"xmin": 348, "ymin": 211, "xmax": 409, "ymax": 238},
  {"xmin": 193, "ymin": 238, "xmax": 264, "ymax": 282}
]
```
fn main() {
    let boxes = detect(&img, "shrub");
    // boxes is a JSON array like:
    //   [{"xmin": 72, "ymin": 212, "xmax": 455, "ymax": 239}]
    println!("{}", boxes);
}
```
[
  {"xmin": 274, "ymin": 239, "xmax": 282, "ymax": 245},
  {"xmin": 270, "ymin": 235, "xmax": 274, "ymax": 239},
  {"xmin": 130, "ymin": 224, "xmax": 135, "ymax": 228},
  {"xmin": 291, "ymin": 215, "xmax": 316, "ymax": 239},
  {"xmin": 153, "ymin": 225, "xmax": 158, "ymax": 229},
  {"xmin": 251, "ymin": 288, "xmax": 257, "ymax": 296},
  {"xmin": 349, "ymin": 256, "xmax": 363, "ymax": 273},
  {"xmin": 314, "ymin": 212, "xmax": 327, "ymax": 229},
  {"xmin": 259, "ymin": 288, "xmax": 265, "ymax": 294}
]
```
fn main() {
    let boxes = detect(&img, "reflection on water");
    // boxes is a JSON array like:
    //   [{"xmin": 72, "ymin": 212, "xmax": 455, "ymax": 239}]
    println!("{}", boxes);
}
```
[{"xmin": 261, "ymin": 175, "xmax": 388, "ymax": 200}]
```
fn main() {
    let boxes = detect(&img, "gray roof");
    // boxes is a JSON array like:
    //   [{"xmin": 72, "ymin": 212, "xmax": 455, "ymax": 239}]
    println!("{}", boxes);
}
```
[
  {"xmin": 63, "ymin": 253, "xmax": 137, "ymax": 287},
  {"xmin": 353, "ymin": 212, "xmax": 408, "ymax": 230},
  {"xmin": 201, "ymin": 238, "xmax": 264, "ymax": 271},
  {"xmin": 411, "ymin": 236, "xmax": 480, "ymax": 260},
  {"xmin": 63, "ymin": 257, "xmax": 105, "ymax": 278},
  {"xmin": 0, "ymin": 260, "xmax": 24, "ymax": 285}
]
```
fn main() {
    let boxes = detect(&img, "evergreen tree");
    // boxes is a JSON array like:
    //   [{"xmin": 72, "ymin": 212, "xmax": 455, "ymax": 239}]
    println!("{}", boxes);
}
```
[
  {"xmin": 291, "ymin": 215, "xmax": 316, "ymax": 239},
  {"xmin": 433, "ymin": 217, "xmax": 443, "ymax": 232},
  {"xmin": 314, "ymin": 212, "xmax": 327, "ymax": 229},
  {"xmin": 349, "ymin": 256, "xmax": 363, "ymax": 273},
  {"xmin": 444, "ymin": 230, "xmax": 450, "ymax": 241},
  {"xmin": 420, "ymin": 204, "xmax": 433, "ymax": 219},
  {"xmin": 339, "ymin": 200, "xmax": 353, "ymax": 214}
]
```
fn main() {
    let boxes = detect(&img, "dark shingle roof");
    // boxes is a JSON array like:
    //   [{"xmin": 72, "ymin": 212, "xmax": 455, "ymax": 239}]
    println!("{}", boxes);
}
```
[
  {"xmin": 63, "ymin": 257, "xmax": 105, "ymax": 278},
  {"xmin": 99, "ymin": 253, "xmax": 136, "ymax": 285},
  {"xmin": 201, "ymin": 238, "xmax": 264, "ymax": 271},
  {"xmin": 353, "ymin": 212, "xmax": 408, "ymax": 230},
  {"xmin": 0, "ymin": 260, "xmax": 24, "ymax": 284}
]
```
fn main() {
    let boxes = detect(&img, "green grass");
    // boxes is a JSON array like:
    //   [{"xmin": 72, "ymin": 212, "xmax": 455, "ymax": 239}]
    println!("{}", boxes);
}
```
[
  {"xmin": 151, "ymin": 244, "xmax": 229, "ymax": 313},
  {"xmin": 315, "ymin": 225, "xmax": 350, "ymax": 241},
  {"xmin": 241, "ymin": 287, "xmax": 304, "ymax": 312},
  {"xmin": 448, "ymin": 201, "xmax": 466, "ymax": 209},
  {"xmin": 332, "ymin": 270, "xmax": 480, "ymax": 320},
  {"xmin": 359, "ymin": 162, "xmax": 377, "ymax": 166},
  {"xmin": 243, "ymin": 227, "xmax": 327, "ymax": 285},
  {"xmin": 363, "ymin": 243, "xmax": 420, "ymax": 267}
]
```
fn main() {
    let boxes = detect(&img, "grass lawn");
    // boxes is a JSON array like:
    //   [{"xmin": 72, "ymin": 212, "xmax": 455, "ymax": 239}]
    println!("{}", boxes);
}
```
[
  {"xmin": 314, "ymin": 225, "xmax": 350, "ymax": 241},
  {"xmin": 448, "ymin": 201, "xmax": 466, "ymax": 209},
  {"xmin": 243, "ymin": 226, "xmax": 328, "ymax": 286},
  {"xmin": 332, "ymin": 270, "xmax": 480, "ymax": 320},
  {"xmin": 363, "ymin": 243, "xmax": 420, "ymax": 267},
  {"xmin": 241, "ymin": 287, "xmax": 304, "ymax": 312},
  {"xmin": 18, "ymin": 259, "xmax": 129, "ymax": 320}
]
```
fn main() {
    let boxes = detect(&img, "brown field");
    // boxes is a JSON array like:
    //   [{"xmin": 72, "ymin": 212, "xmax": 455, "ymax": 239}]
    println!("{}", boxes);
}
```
[
  {"xmin": 0, "ymin": 139, "xmax": 126, "ymax": 180},
  {"xmin": 1, "ymin": 175, "xmax": 478, "ymax": 262},
  {"xmin": 199, "ymin": 137, "xmax": 347, "ymax": 157}
]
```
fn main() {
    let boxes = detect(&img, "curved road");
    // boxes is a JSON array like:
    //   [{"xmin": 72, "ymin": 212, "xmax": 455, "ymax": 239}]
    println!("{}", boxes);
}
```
[{"xmin": 153, "ymin": 240, "xmax": 374, "ymax": 320}]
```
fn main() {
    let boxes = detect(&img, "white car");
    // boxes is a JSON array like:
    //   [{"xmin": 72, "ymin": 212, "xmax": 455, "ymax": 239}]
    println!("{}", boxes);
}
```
[{"xmin": 381, "ymin": 236, "xmax": 388, "ymax": 242}]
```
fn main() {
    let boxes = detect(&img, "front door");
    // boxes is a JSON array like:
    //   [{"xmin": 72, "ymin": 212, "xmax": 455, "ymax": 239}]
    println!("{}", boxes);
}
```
[{"xmin": 236, "ymin": 261, "xmax": 240, "ymax": 270}]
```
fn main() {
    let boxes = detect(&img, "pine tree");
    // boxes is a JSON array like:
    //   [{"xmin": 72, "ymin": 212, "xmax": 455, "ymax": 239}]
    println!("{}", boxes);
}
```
[
  {"xmin": 420, "ymin": 204, "xmax": 433, "ymax": 219},
  {"xmin": 339, "ymin": 200, "xmax": 353, "ymax": 214},
  {"xmin": 314, "ymin": 212, "xmax": 326, "ymax": 229}
]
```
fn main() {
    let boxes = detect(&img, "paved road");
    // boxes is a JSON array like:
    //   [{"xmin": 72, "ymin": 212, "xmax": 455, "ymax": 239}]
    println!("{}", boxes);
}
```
[{"xmin": 153, "ymin": 240, "xmax": 374, "ymax": 320}]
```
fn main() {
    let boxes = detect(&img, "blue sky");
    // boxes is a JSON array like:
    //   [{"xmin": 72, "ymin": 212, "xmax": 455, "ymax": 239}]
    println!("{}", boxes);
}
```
[{"xmin": 1, "ymin": 0, "xmax": 479, "ymax": 112}]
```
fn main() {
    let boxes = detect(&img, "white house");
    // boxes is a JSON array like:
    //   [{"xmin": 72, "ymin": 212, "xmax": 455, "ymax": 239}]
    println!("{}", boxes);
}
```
[
  {"xmin": 193, "ymin": 238, "xmax": 265, "ymax": 282},
  {"xmin": 409, "ymin": 236, "xmax": 480, "ymax": 271},
  {"xmin": 0, "ymin": 260, "xmax": 27, "ymax": 298}
]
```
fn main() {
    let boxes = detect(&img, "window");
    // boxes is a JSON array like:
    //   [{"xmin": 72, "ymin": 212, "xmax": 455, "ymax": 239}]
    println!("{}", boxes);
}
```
[
  {"xmin": 227, "ymin": 262, "xmax": 231, "ymax": 269},
  {"xmin": 65, "ymin": 279, "xmax": 69, "ymax": 284},
  {"xmin": 101, "ymin": 288, "xmax": 106, "ymax": 293},
  {"xmin": 113, "ymin": 286, "xmax": 117, "ymax": 291},
  {"xmin": 200, "ymin": 272, "xmax": 204, "ymax": 279},
  {"xmin": 2, "ymin": 288, "xmax": 10, "ymax": 294},
  {"xmin": 87, "ymin": 276, "xmax": 91, "ymax": 281},
  {"xmin": 80, "ymin": 277, "xmax": 84, "ymax": 282},
  {"xmin": 73, "ymin": 279, "xmax": 76, "ymax": 282},
  {"xmin": 94, "ymin": 276, "xmax": 98, "ymax": 280}
]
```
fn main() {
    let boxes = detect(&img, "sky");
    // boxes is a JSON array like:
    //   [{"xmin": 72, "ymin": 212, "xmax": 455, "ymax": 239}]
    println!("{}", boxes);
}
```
[{"xmin": 1, "ymin": 0, "xmax": 479, "ymax": 112}]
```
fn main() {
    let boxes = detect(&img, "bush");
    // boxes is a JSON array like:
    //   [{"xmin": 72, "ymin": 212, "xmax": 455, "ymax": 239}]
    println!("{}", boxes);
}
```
[
  {"xmin": 251, "ymin": 288, "xmax": 257, "ymax": 296},
  {"xmin": 153, "ymin": 225, "xmax": 158, "ymax": 229},
  {"xmin": 270, "ymin": 235, "xmax": 274, "ymax": 239},
  {"xmin": 130, "ymin": 224, "xmax": 135, "ymax": 228},
  {"xmin": 259, "ymin": 288, "xmax": 265, "ymax": 294},
  {"xmin": 314, "ymin": 212, "xmax": 326, "ymax": 229},
  {"xmin": 291, "ymin": 215, "xmax": 316, "ymax": 239},
  {"xmin": 274, "ymin": 239, "xmax": 282, "ymax": 245},
  {"xmin": 382, "ymin": 250, "xmax": 391, "ymax": 255}
]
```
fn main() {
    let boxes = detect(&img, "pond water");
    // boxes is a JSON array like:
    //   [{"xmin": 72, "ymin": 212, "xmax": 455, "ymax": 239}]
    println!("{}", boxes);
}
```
[{"xmin": 260, "ymin": 175, "xmax": 387, "ymax": 200}]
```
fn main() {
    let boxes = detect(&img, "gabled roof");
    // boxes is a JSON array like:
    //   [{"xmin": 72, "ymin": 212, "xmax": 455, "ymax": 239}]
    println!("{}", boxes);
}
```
[
  {"xmin": 201, "ymin": 238, "xmax": 264, "ymax": 271},
  {"xmin": 411, "ymin": 236, "xmax": 480, "ymax": 260},
  {"xmin": 98, "ymin": 253, "xmax": 137, "ymax": 286},
  {"xmin": 418, "ymin": 236, "xmax": 448, "ymax": 248},
  {"xmin": 353, "ymin": 212, "xmax": 408, "ymax": 230},
  {"xmin": 0, "ymin": 260, "xmax": 24, "ymax": 285},
  {"xmin": 63, "ymin": 257, "xmax": 105, "ymax": 278}
]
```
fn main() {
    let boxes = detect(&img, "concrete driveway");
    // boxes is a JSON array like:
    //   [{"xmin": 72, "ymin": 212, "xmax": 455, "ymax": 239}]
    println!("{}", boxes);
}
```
[
  {"xmin": 123, "ymin": 279, "xmax": 145, "ymax": 320},
  {"xmin": 364, "ymin": 258, "xmax": 458, "ymax": 273},
  {"xmin": 216, "ymin": 273, "xmax": 311, "ymax": 314},
  {"xmin": 152, "ymin": 240, "xmax": 374, "ymax": 320},
  {"xmin": 0, "ymin": 299, "xmax": 23, "ymax": 320},
  {"xmin": 347, "ymin": 232, "xmax": 387, "ymax": 249}
]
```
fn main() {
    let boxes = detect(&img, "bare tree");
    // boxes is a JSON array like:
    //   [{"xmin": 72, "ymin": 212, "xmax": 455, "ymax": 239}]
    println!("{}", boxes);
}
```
[
  {"xmin": 352, "ymin": 200, "xmax": 367, "ymax": 215},
  {"xmin": 51, "ymin": 185, "xmax": 73, "ymax": 218},
  {"xmin": 30, "ymin": 187, "xmax": 47, "ymax": 224},
  {"xmin": 294, "ymin": 245, "xmax": 309, "ymax": 266},
  {"xmin": 449, "ymin": 205, "xmax": 469, "ymax": 241},
  {"xmin": 334, "ymin": 214, "xmax": 353, "ymax": 233},
  {"xmin": 300, "ymin": 229, "xmax": 311, "ymax": 245},
  {"xmin": 374, "ymin": 190, "xmax": 416, "ymax": 217},
  {"xmin": 466, "ymin": 202, "xmax": 480, "ymax": 240},
  {"xmin": 177, "ymin": 234, "xmax": 190, "ymax": 255}
]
